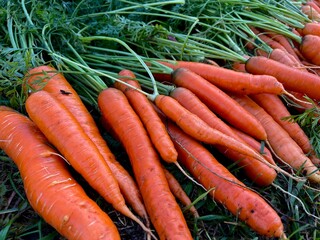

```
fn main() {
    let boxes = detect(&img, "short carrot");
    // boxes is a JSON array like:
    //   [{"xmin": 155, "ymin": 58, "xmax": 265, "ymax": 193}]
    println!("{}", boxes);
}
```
[
  {"xmin": 25, "ymin": 90, "xmax": 153, "ymax": 236},
  {"xmin": 163, "ymin": 167, "xmax": 199, "ymax": 218},
  {"xmin": 245, "ymin": 56, "xmax": 320, "ymax": 100},
  {"xmin": 25, "ymin": 66, "xmax": 148, "ymax": 221},
  {"xmin": 0, "ymin": 106, "xmax": 121, "ymax": 240},
  {"xmin": 170, "ymin": 87, "xmax": 277, "ymax": 186},
  {"xmin": 114, "ymin": 69, "xmax": 178, "ymax": 163},
  {"xmin": 157, "ymin": 60, "xmax": 287, "ymax": 96},
  {"xmin": 98, "ymin": 87, "xmax": 193, "ymax": 240},
  {"xmin": 154, "ymin": 93, "xmax": 269, "ymax": 165},
  {"xmin": 166, "ymin": 121, "xmax": 285, "ymax": 238},
  {"xmin": 171, "ymin": 68, "xmax": 267, "ymax": 141},
  {"xmin": 230, "ymin": 94, "xmax": 320, "ymax": 183}
]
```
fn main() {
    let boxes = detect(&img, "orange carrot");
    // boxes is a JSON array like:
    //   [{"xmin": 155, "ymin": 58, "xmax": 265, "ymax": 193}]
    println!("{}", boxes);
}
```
[
  {"xmin": 250, "ymin": 93, "xmax": 320, "ymax": 166},
  {"xmin": 166, "ymin": 121, "xmax": 285, "ymax": 238},
  {"xmin": 0, "ymin": 106, "xmax": 121, "ymax": 240},
  {"xmin": 230, "ymin": 126, "xmax": 276, "ymax": 166},
  {"xmin": 163, "ymin": 168, "xmax": 199, "ymax": 218},
  {"xmin": 25, "ymin": 66, "xmax": 148, "ymax": 221},
  {"xmin": 154, "ymin": 93, "xmax": 269, "ymax": 165},
  {"xmin": 169, "ymin": 87, "xmax": 277, "ymax": 186},
  {"xmin": 300, "ymin": 34, "xmax": 320, "ymax": 66},
  {"xmin": 301, "ymin": 22, "xmax": 320, "ymax": 37},
  {"xmin": 245, "ymin": 56, "xmax": 320, "ymax": 100},
  {"xmin": 301, "ymin": 4, "xmax": 320, "ymax": 21},
  {"xmin": 114, "ymin": 69, "xmax": 178, "ymax": 163},
  {"xmin": 25, "ymin": 90, "xmax": 152, "ymax": 236},
  {"xmin": 98, "ymin": 87, "xmax": 193, "ymax": 240},
  {"xmin": 230, "ymin": 94, "xmax": 320, "ymax": 183},
  {"xmin": 157, "ymin": 60, "xmax": 287, "ymax": 96},
  {"xmin": 267, "ymin": 32, "xmax": 300, "ymax": 60},
  {"xmin": 171, "ymin": 68, "xmax": 267, "ymax": 140}
]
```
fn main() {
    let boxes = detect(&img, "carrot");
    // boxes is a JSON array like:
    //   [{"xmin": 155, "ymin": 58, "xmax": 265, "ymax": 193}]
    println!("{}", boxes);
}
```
[
  {"xmin": 0, "ymin": 106, "xmax": 121, "ymax": 240},
  {"xmin": 301, "ymin": 4, "xmax": 320, "ymax": 22},
  {"xmin": 171, "ymin": 68, "xmax": 267, "ymax": 141},
  {"xmin": 166, "ymin": 121, "xmax": 285, "ymax": 238},
  {"xmin": 230, "ymin": 126, "xmax": 276, "ymax": 166},
  {"xmin": 170, "ymin": 87, "xmax": 277, "ymax": 186},
  {"xmin": 98, "ymin": 87, "xmax": 193, "ymax": 240},
  {"xmin": 306, "ymin": 1, "xmax": 320, "ymax": 14},
  {"xmin": 230, "ymin": 94, "xmax": 320, "ymax": 183},
  {"xmin": 245, "ymin": 56, "xmax": 320, "ymax": 100},
  {"xmin": 157, "ymin": 60, "xmax": 288, "ymax": 96},
  {"xmin": 25, "ymin": 90, "xmax": 153, "ymax": 237},
  {"xmin": 25, "ymin": 66, "xmax": 148, "ymax": 221},
  {"xmin": 267, "ymin": 48, "xmax": 307, "ymax": 71},
  {"xmin": 301, "ymin": 22, "xmax": 320, "ymax": 37},
  {"xmin": 163, "ymin": 167, "xmax": 199, "ymax": 218},
  {"xmin": 250, "ymin": 93, "xmax": 320, "ymax": 166},
  {"xmin": 300, "ymin": 34, "xmax": 320, "ymax": 66},
  {"xmin": 114, "ymin": 69, "xmax": 178, "ymax": 163},
  {"xmin": 154, "ymin": 93, "xmax": 270, "ymax": 166}
]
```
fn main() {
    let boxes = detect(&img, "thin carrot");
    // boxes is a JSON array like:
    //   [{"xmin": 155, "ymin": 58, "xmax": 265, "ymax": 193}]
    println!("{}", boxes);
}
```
[
  {"xmin": 171, "ymin": 68, "xmax": 267, "ymax": 141},
  {"xmin": 157, "ymin": 60, "xmax": 288, "ymax": 96},
  {"xmin": 230, "ymin": 94, "xmax": 320, "ymax": 183},
  {"xmin": 0, "ymin": 106, "xmax": 121, "ymax": 240},
  {"xmin": 114, "ymin": 69, "xmax": 178, "ymax": 163},
  {"xmin": 163, "ymin": 167, "xmax": 199, "ymax": 218},
  {"xmin": 25, "ymin": 66, "xmax": 148, "ymax": 221},
  {"xmin": 166, "ymin": 121, "xmax": 285, "ymax": 238},
  {"xmin": 154, "ymin": 93, "xmax": 269, "ymax": 165},
  {"xmin": 25, "ymin": 90, "xmax": 153, "ymax": 237},
  {"xmin": 98, "ymin": 87, "xmax": 193, "ymax": 240},
  {"xmin": 300, "ymin": 34, "xmax": 320, "ymax": 66},
  {"xmin": 170, "ymin": 87, "xmax": 277, "ymax": 186},
  {"xmin": 250, "ymin": 93, "xmax": 320, "ymax": 166},
  {"xmin": 245, "ymin": 56, "xmax": 320, "ymax": 100}
]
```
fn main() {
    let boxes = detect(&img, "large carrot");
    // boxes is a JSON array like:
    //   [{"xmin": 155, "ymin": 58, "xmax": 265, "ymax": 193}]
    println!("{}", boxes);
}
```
[
  {"xmin": 171, "ymin": 68, "xmax": 267, "ymax": 141},
  {"xmin": 300, "ymin": 22, "xmax": 320, "ymax": 36},
  {"xmin": 299, "ymin": 34, "xmax": 320, "ymax": 66},
  {"xmin": 166, "ymin": 121, "xmax": 285, "ymax": 238},
  {"xmin": 25, "ymin": 66, "xmax": 148, "ymax": 221},
  {"xmin": 230, "ymin": 94, "xmax": 320, "ymax": 183},
  {"xmin": 114, "ymin": 69, "xmax": 178, "ymax": 163},
  {"xmin": 245, "ymin": 56, "xmax": 320, "ymax": 100},
  {"xmin": 154, "ymin": 93, "xmax": 269, "ymax": 165},
  {"xmin": 0, "ymin": 106, "xmax": 121, "ymax": 240},
  {"xmin": 25, "ymin": 90, "xmax": 153, "ymax": 237},
  {"xmin": 169, "ymin": 87, "xmax": 277, "ymax": 186},
  {"xmin": 250, "ymin": 93, "xmax": 319, "ymax": 164},
  {"xmin": 157, "ymin": 60, "xmax": 287, "ymax": 96},
  {"xmin": 98, "ymin": 87, "xmax": 193, "ymax": 240}
]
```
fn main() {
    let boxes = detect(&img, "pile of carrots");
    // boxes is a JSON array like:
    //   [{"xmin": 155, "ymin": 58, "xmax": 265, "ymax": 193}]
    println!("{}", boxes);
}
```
[{"xmin": 2, "ymin": 1, "xmax": 320, "ymax": 239}]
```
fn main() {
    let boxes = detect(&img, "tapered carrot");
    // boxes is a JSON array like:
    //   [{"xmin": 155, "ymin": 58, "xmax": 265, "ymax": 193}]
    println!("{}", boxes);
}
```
[
  {"xmin": 154, "ymin": 93, "xmax": 270, "ymax": 166},
  {"xmin": 300, "ymin": 34, "xmax": 320, "ymax": 66},
  {"xmin": 114, "ymin": 69, "xmax": 178, "ymax": 163},
  {"xmin": 157, "ymin": 60, "xmax": 287, "ymax": 96},
  {"xmin": 98, "ymin": 87, "xmax": 193, "ymax": 240},
  {"xmin": 170, "ymin": 87, "xmax": 277, "ymax": 186},
  {"xmin": 230, "ymin": 94, "xmax": 320, "ymax": 183},
  {"xmin": 25, "ymin": 90, "xmax": 153, "ymax": 237},
  {"xmin": 171, "ymin": 68, "xmax": 267, "ymax": 141},
  {"xmin": 166, "ymin": 121, "xmax": 285, "ymax": 238},
  {"xmin": 0, "ymin": 106, "xmax": 121, "ymax": 240},
  {"xmin": 24, "ymin": 66, "xmax": 148, "ymax": 221},
  {"xmin": 163, "ymin": 168, "xmax": 199, "ymax": 218},
  {"xmin": 245, "ymin": 56, "xmax": 320, "ymax": 100}
]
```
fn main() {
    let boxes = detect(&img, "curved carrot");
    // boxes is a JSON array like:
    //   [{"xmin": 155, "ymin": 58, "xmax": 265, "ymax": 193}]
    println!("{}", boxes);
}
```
[
  {"xmin": 98, "ymin": 87, "xmax": 193, "ymax": 240},
  {"xmin": 171, "ymin": 68, "xmax": 267, "ymax": 140},
  {"xmin": 231, "ymin": 94, "xmax": 320, "ymax": 183},
  {"xmin": 25, "ymin": 90, "xmax": 152, "ymax": 236},
  {"xmin": 157, "ymin": 60, "xmax": 286, "ymax": 96},
  {"xmin": 114, "ymin": 69, "xmax": 178, "ymax": 163},
  {"xmin": 25, "ymin": 66, "xmax": 148, "ymax": 221},
  {"xmin": 154, "ymin": 94, "xmax": 269, "ymax": 165},
  {"xmin": 245, "ymin": 56, "xmax": 320, "ymax": 100},
  {"xmin": 166, "ymin": 121, "xmax": 284, "ymax": 238},
  {"xmin": 300, "ymin": 34, "xmax": 320, "ymax": 66},
  {"xmin": 163, "ymin": 168, "xmax": 199, "ymax": 218},
  {"xmin": 0, "ymin": 107, "xmax": 121, "ymax": 240},
  {"xmin": 170, "ymin": 87, "xmax": 277, "ymax": 186}
]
